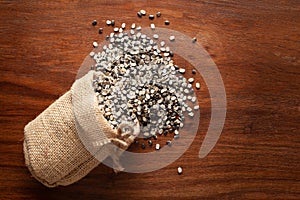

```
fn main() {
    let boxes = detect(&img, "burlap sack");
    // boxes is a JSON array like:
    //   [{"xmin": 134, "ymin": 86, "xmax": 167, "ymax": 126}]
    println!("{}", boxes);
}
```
[{"xmin": 23, "ymin": 71, "xmax": 138, "ymax": 187}]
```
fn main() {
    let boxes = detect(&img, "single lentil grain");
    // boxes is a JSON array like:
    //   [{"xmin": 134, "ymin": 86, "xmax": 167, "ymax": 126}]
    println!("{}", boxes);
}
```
[
  {"xmin": 149, "ymin": 15, "xmax": 155, "ymax": 20},
  {"xmin": 177, "ymin": 167, "xmax": 183, "ymax": 174},
  {"xmin": 169, "ymin": 35, "xmax": 175, "ymax": 41},
  {"xmin": 140, "ymin": 9, "xmax": 146, "ymax": 15},
  {"xmin": 155, "ymin": 143, "xmax": 160, "ymax": 150},
  {"xmin": 136, "ymin": 26, "xmax": 142, "ymax": 31},
  {"xmin": 137, "ymin": 12, "xmax": 142, "ymax": 18},
  {"xmin": 92, "ymin": 41, "xmax": 98, "ymax": 48},
  {"xmin": 188, "ymin": 78, "xmax": 194, "ymax": 84},
  {"xmin": 92, "ymin": 20, "xmax": 97, "ymax": 26},
  {"xmin": 106, "ymin": 20, "xmax": 111, "ymax": 25},
  {"xmin": 150, "ymin": 23, "xmax": 155, "ymax": 30},
  {"xmin": 98, "ymin": 28, "xmax": 103, "ymax": 34},
  {"xmin": 166, "ymin": 140, "xmax": 172, "ymax": 146},
  {"xmin": 179, "ymin": 68, "xmax": 186, "ymax": 74},
  {"xmin": 141, "ymin": 143, "xmax": 146, "ymax": 149},
  {"xmin": 192, "ymin": 37, "xmax": 197, "ymax": 43}
]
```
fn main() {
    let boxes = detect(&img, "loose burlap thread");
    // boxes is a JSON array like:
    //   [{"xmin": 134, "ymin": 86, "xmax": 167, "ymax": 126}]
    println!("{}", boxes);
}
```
[{"xmin": 24, "ymin": 71, "xmax": 136, "ymax": 187}]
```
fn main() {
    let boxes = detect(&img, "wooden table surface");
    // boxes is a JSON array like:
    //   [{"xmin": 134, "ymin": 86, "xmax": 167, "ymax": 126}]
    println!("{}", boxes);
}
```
[{"xmin": 0, "ymin": 0, "xmax": 299, "ymax": 199}]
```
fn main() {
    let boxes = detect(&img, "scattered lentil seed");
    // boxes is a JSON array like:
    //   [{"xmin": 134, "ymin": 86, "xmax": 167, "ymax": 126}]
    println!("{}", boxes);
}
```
[
  {"xmin": 166, "ymin": 140, "xmax": 172, "ymax": 146},
  {"xmin": 111, "ymin": 20, "xmax": 115, "ymax": 26},
  {"xmin": 121, "ymin": 23, "xmax": 126, "ymax": 29},
  {"xmin": 141, "ymin": 143, "xmax": 146, "ymax": 149},
  {"xmin": 92, "ymin": 20, "xmax": 97, "ymax": 26},
  {"xmin": 150, "ymin": 23, "xmax": 155, "ymax": 30},
  {"xmin": 192, "ymin": 37, "xmax": 197, "ymax": 43},
  {"xmin": 89, "ymin": 51, "xmax": 95, "ymax": 57},
  {"xmin": 148, "ymin": 140, "xmax": 153, "ymax": 146},
  {"xmin": 155, "ymin": 143, "xmax": 160, "ymax": 150},
  {"xmin": 174, "ymin": 134, "xmax": 180, "ymax": 139},
  {"xmin": 188, "ymin": 78, "xmax": 194, "ymax": 84},
  {"xmin": 191, "ymin": 96, "xmax": 196, "ymax": 103},
  {"xmin": 164, "ymin": 20, "xmax": 170, "ymax": 25},
  {"xmin": 156, "ymin": 12, "xmax": 161, "ymax": 17},
  {"xmin": 194, "ymin": 105, "xmax": 199, "ymax": 110},
  {"xmin": 177, "ymin": 167, "xmax": 183, "ymax": 175},
  {"xmin": 98, "ymin": 28, "xmax": 103, "ymax": 34},
  {"xmin": 174, "ymin": 130, "xmax": 179, "ymax": 135},
  {"xmin": 136, "ymin": 26, "xmax": 142, "ymax": 31},
  {"xmin": 153, "ymin": 34, "xmax": 159, "ymax": 39},
  {"xmin": 158, "ymin": 129, "xmax": 163, "ymax": 135},
  {"xmin": 140, "ymin": 9, "xmax": 146, "ymax": 15},
  {"xmin": 92, "ymin": 41, "xmax": 98, "ymax": 48},
  {"xmin": 179, "ymin": 68, "xmax": 186, "ymax": 74},
  {"xmin": 113, "ymin": 27, "xmax": 119, "ymax": 32},
  {"xmin": 169, "ymin": 35, "xmax": 175, "ymax": 41},
  {"xmin": 195, "ymin": 82, "xmax": 201, "ymax": 89},
  {"xmin": 152, "ymin": 135, "xmax": 157, "ymax": 140},
  {"xmin": 131, "ymin": 23, "xmax": 136, "ymax": 29},
  {"xmin": 137, "ymin": 11, "xmax": 142, "ymax": 18},
  {"xmin": 106, "ymin": 20, "xmax": 111, "ymax": 25},
  {"xmin": 192, "ymin": 69, "xmax": 196, "ymax": 74},
  {"xmin": 149, "ymin": 14, "xmax": 155, "ymax": 20}
]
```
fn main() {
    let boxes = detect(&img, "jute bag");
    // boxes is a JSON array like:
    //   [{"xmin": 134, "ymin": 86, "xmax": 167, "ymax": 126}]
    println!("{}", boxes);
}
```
[{"xmin": 23, "ymin": 71, "xmax": 138, "ymax": 187}]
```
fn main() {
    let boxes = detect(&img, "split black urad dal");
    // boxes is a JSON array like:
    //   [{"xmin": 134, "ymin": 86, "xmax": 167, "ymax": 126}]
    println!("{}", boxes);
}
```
[{"xmin": 91, "ymin": 23, "xmax": 199, "ymax": 150}]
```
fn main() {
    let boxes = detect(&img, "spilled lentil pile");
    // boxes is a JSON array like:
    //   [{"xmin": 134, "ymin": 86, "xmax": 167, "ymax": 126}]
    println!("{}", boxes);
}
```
[{"xmin": 90, "ymin": 10, "xmax": 200, "ymax": 157}]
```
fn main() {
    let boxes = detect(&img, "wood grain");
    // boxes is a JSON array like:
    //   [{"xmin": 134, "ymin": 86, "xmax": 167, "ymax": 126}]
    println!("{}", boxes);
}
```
[{"xmin": 0, "ymin": 0, "xmax": 299, "ymax": 199}]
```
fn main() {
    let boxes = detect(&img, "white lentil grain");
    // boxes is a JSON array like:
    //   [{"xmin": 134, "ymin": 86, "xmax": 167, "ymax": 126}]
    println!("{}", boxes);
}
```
[
  {"xmin": 106, "ymin": 20, "xmax": 111, "ymax": 25},
  {"xmin": 177, "ymin": 167, "xmax": 183, "ymax": 174},
  {"xmin": 93, "ymin": 41, "xmax": 98, "ymax": 48},
  {"xmin": 150, "ymin": 23, "xmax": 155, "ymax": 30},
  {"xmin": 136, "ymin": 26, "xmax": 142, "ymax": 31},
  {"xmin": 153, "ymin": 34, "xmax": 159, "ymax": 39},
  {"xmin": 169, "ymin": 35, "xmax": 175, "ymax": 41},
  {"xmin": 140, "ymin": 9, "xmax": 146, "ymax": 15},
  {"xmin": 155, "ymin": 143, "xmax": 160, "ymax": 150}
]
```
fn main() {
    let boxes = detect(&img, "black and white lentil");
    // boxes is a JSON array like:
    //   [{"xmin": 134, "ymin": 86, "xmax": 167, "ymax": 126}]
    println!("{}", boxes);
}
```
[
  {"xmin": 92, "ymin": 20, "xmax": 97, "ymax": 26},
  {"xmin": 90, "ymin": 13, "xmax": 201, "ymax": 157}
]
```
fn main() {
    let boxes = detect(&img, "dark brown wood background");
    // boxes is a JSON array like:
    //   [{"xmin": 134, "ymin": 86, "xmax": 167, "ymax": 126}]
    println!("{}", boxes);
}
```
[{"xmin": 0, "ymin": 0, "xmax": 299, "ymax": 199}]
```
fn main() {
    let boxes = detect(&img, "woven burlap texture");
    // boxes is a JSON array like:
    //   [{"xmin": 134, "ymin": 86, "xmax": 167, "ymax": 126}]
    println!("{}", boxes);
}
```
[{"xmin": 23, "ymin": 71, "xmax": 133, "ymax": 187}]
